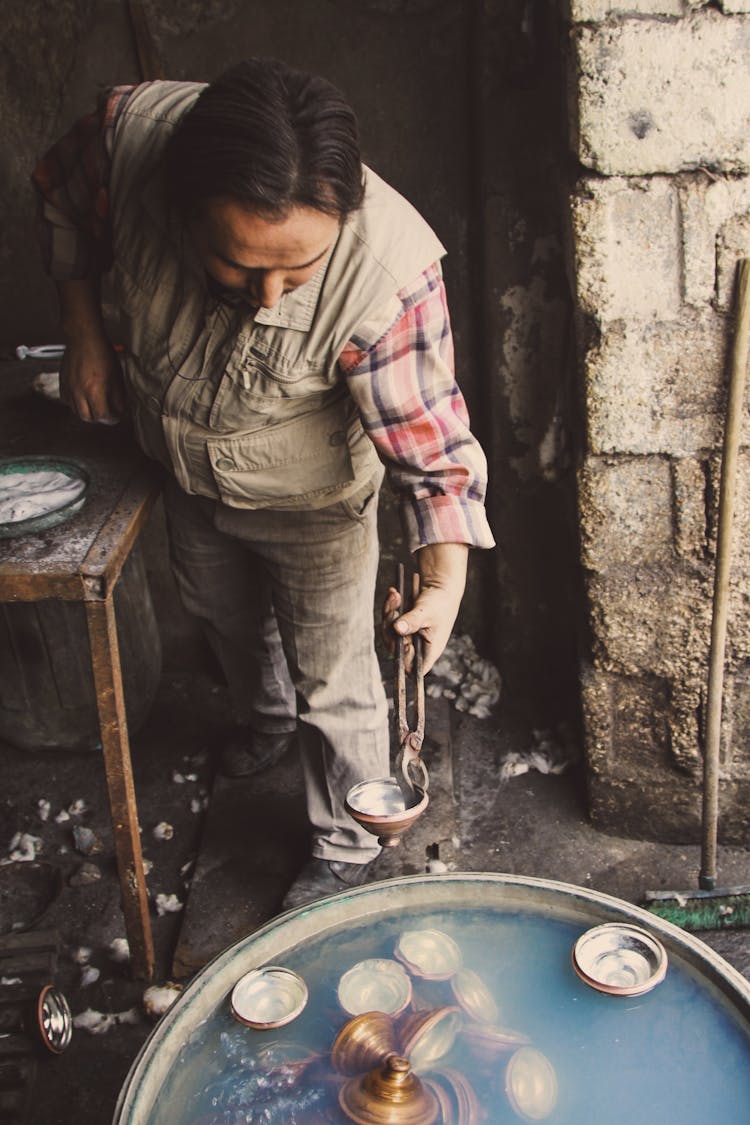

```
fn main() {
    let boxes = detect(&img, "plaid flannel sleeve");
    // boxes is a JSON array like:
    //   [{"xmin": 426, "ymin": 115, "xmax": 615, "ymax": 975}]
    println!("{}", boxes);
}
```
[
  {"xmin": 340, "ymin": 263, "xmax": 495, "ymax": 553},
  {"xmin": 31, "ymin": 86, "xmax": 134, "ymax": 280}
]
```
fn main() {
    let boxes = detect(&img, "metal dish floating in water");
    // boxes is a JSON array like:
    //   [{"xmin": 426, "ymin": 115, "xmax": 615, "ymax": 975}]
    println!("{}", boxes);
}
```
[
  {"xmin": 425, "ymin": 1068, "xmax": 481, "ymax": 1125},
  {"xmin": 345, "ymin": 777, "xmax": 429, "ymax": 848},
  {"xmin": 572, "ymin": 922, "xmax": 668, "ymax": 997},
  {"xmin": 451, "ymin": 967, "xmax": 499, "ymax": 1024},
  {"xmin": 505, "ymin": 1046, "xmax": 558, "ymax": 1121},
  {"xmin": 338, "ymin": 958, "xmax": 412, "ymax": 1017},
  {"xmin": 399, "ymin": 1006, "xmax": 463, "ymax": 1073},
  {"xmin": 230, "ymin": 966, "xmax": 308, "ymax": 1029},
  {"xmin": 0, "ymin": 456, "xmax": 88, "ymax": 539},
  {"xmin": 395, "ymin": 928, "xmax": 463, "ymax": 981}
]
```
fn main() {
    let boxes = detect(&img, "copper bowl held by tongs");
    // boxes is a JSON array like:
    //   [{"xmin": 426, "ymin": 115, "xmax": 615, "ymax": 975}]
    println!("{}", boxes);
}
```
[{"xmin": 345, "ymin": 565, "xmax": 430, "ymax": 847}]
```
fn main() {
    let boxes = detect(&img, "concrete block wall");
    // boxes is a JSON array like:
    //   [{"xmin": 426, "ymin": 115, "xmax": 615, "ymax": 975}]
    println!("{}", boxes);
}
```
[{"xmin": 566, "ymin": 2, "xmax": 750, "ymax": 841}]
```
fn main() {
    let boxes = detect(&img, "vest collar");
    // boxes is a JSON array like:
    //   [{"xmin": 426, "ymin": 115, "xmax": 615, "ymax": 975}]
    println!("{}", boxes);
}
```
[{"xmin": 254, "ymin": 243, "xmax": 335, "ymax": 332}]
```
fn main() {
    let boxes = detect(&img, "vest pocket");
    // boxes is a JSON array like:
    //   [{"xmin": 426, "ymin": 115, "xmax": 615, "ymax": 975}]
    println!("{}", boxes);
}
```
[
  {"xmin": 206, "ymin": 394, "xmax": 356, "ymax": 508},
  {"xmin": 208, "ymin": 368, "xmax": 328, "ymax": 432}
]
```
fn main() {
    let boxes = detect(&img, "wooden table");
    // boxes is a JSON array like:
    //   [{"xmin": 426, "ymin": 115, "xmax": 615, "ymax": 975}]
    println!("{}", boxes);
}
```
[{"xmin": 0, "ymin": 363, "xmax": 161, "ymax": 980}]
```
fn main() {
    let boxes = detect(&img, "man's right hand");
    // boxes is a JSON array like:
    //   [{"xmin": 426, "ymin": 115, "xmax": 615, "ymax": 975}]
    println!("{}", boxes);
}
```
[
  {"xmin": 60, "ymin": 333, "xmax": 125, "ymax": 424},
  {"xmin": 57, "ymin": 277, "xmax": 126, "ymax": 425}
]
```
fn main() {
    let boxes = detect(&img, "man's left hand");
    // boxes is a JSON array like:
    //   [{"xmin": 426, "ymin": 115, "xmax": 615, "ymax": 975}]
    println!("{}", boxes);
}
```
[{"xmin": 382, "ymin": 543, "xmax": 469, "ymax": 674}]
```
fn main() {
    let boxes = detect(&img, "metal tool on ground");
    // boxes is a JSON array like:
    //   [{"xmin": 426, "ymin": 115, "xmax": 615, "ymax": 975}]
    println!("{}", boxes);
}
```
[
  {"xmin": 345, "ymin": 565, "xmax": 429, "ymax": 847},
  {"xmin": 0, "ymin": 930, "xmax": 72, "ymax": 1123},
  {"xmin": 645, "ymin": 258, "xmax": 750, "ymax": 931}
]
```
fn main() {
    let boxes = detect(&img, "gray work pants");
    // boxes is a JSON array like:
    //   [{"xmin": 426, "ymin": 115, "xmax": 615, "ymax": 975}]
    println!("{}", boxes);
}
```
[{"xmin": 162, "ymin": 469, "xmax": 388, "ymax": 862}]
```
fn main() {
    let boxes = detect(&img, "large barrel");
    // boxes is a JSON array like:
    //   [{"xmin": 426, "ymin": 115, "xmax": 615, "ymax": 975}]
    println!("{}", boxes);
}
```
[
  {"xmin": 0, "ymin": 543, "xmax": 161, "ymax": 751},
  {"xmin": 114, "ymin": 873, "xmax": 750, "ymax": 1124}
]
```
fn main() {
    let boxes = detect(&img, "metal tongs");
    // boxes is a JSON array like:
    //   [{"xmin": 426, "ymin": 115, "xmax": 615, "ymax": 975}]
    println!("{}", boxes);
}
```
[{"xmin": 394, "ymin": 564, "xmax": 429, "ymax": 802}]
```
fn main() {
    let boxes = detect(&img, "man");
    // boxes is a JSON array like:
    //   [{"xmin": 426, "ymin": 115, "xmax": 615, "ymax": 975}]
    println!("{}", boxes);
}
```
[{"xmin": 33, "ymin": 58, "xmax": 494, "ymax": 909}]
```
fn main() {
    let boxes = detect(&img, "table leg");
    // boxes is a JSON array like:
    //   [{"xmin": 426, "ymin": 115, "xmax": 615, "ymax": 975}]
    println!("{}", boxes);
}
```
[{"xmin": 84, "ymin": 596, "xmax": 155, "ymax": 982}]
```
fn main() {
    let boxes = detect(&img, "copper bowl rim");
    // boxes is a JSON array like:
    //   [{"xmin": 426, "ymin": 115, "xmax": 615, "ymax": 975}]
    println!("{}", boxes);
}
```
[
  {"xmin": 571, "ymin": 923, "xmax": 668, "ymax": 997},
  {"xmin": 230, "ymin": 965, "xmax": 308, "ymax": 1029},
  {"xmin": 345, "ymin": 777, "xmax": 429, "ymax": 824}
]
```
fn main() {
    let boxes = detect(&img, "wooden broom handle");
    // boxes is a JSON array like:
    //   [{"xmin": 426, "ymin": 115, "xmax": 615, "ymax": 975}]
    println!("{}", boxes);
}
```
[{"xmin": 701, "ymin": 258, "xmax": 750, "ymax": 889}]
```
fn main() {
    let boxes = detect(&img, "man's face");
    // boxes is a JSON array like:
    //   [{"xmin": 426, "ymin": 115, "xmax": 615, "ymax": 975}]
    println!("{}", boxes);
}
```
[{"xmin": 189, "ymin": 198, "xmax": 340, "ymax": 309}]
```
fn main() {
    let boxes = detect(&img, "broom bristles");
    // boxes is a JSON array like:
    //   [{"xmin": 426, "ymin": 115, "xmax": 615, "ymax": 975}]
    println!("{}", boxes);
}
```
[{"xmin": 644, "ymin": 892, "xmax": 750, "ymax": 932}]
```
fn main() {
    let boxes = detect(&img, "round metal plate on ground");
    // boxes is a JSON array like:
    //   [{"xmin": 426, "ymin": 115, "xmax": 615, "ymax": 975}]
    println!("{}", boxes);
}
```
[
  {"xmin": 35, "ymin": 985, "xmax": 73, "ymax": 1054},
  {"xmin": 572, "ymin": 922, "xmax": 668, "ymax": 996},
  {"xmin": 230, "ymin": 966, "xmax": 308, "ymax": 1029},
  {"xmin": 0, "ymin": 456, "xmax": 88, "ymax": 539}
]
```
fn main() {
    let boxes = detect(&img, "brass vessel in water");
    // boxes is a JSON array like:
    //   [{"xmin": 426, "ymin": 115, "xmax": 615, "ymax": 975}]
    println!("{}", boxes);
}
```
[
  {"xmin": 332, "ymin": 1012, "xmax": 399, "ymax": 1077},
  {"xmin": 339, "ymin": 1053, "xmax": 439, "ymax": 1125}
]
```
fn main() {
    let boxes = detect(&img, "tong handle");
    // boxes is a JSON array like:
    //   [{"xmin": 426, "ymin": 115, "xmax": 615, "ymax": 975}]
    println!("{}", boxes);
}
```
[{"xmin": 395, "ymin": 564, "xmax": 428, "ymax": 791}]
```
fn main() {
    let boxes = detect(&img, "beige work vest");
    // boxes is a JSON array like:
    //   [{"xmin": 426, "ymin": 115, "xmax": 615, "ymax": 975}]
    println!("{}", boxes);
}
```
[{"xmin": 107, "ymin": 80, "xmax": 445, "ymax": 509}]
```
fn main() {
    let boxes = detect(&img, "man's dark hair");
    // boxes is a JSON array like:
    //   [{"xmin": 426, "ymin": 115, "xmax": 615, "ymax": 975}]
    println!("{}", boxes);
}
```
[{"xmin": 166, "ymin": 58, "xmax": 364, "ymax": 221}]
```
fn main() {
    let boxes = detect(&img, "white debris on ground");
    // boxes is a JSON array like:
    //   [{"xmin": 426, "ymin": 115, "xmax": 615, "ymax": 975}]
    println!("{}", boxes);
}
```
[
  {"xmin": 73, "ymin": 1008, "xmax": 141, "ymax": 1035},
  {"xmin": 109, "ymin": 938, "xmax": 130, "ymax": 963},
  {"xmin": 32, "ymin": 370, "xmax": 61, "ymax": 400},
  {"xmin": 426, "ymin": 857, "xmax": 449, "ymax": 874},
  {"xmin": 37, "ymin": 799, "xmax": 51, "ymax": 822},
  {"xmin": 153, "ymin": 821, "xmax": 174, "ymax": 841},
  {"xmin": 142, "ymin": 857, "xmax": 154, "ymax": 875},
  {"xmin": 155, "ymin": 892, "xmax": 183, "ymax": 916},
  {"xmin": 68, "ymin": 799, "xmax": 88, "ymax": 817},
  {"xmin": 426, "ymin": 634, "xmax": 501, "ymax": 720},
  {"xmin": 80, "ymin": 965, "xmax": 100, "ymax": 988},
  {"xmin": 72, "ymin": 824, "xmax": 103, "ymax": 856},
  {"xmin": 499, "ymin": 726, "xmax": 579, "ymax": 782},
  {"xmin": 143, "ymin": 982, "xmax": 182, "ymax": 1021},
  {"xmin": 172, "ymin": 770, "xmax": 199, "ymax": 784},
  {"xmin": 72, "ymin": 947, "xmax": 93, "ymax": 965},
  {"xmin": 54, "ymin": 809, "xmax": 71, "ymax": 824},
  {"xmin": 1, "ymin": 832, "xmax": 43, "ymax": 864},
  {"xmin": 189, "ymin": 794, "xmax": 209, "ymax": 814}
]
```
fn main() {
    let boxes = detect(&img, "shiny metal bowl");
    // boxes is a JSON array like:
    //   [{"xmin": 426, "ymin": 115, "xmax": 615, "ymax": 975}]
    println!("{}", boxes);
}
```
[
  {"xmin": 230, "ymin": 966, "xmax": 308, "ymax": 1029},
  {"xmin": 400, "ymin": 1006, "xmax": 463, "ymax": 1073},
  {"xmin": 394, "ymin": 929, "xmax": 462, "ymax": 980},
  {"xmin": 572, "ymin": 922, "xmax": 668, "ymax": 996},
  {"xmin": 345, "ymin": 778, "xmax": 429, "ymax": 848},
  {"xmin": 450, "ymin": 967, "xmax": 499, "ymax": 1024},
  {"xmin": 505, "ymin": 1046, "xmax": 558, "ymax": 1121},
  {"xmin": 338, "ymin": 958, "xmax": 412, "ymax": 1017}
]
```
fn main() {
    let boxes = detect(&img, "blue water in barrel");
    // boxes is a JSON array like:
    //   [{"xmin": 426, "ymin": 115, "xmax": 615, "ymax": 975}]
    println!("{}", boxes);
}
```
[{"xmin": 153, "ymin": 906, "xmax": 750, "ymax": 1123}]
